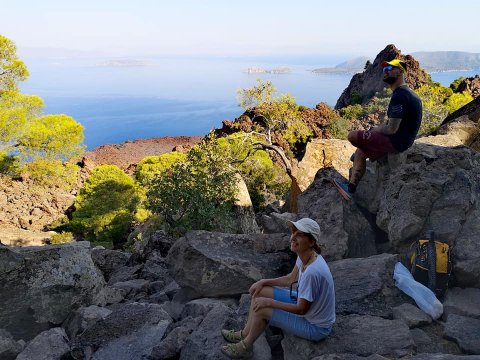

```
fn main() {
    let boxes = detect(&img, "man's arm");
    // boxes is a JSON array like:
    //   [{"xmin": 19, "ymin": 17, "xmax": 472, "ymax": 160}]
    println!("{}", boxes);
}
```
[{"xmin": 372, "ymin": 117, "xmax": 402, "ymax": 135}]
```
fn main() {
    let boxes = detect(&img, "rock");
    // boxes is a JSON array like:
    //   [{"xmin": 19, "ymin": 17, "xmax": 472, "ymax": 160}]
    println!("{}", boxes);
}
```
[
  {"xmin": 0, "ymin": 225, "xmax": 53, "ymax": 247},
  {"xmin": 413, "ymin": 355, "xmax": 480, "ymax": 359},
  {"xmin": 0, "ymin": 175, "xmax": 75, "ymax": 232},
  {"xmin": 289, "ymin": 139, "xmax": 356, "ymax": 211},
  {"xmin": 330, "ymin": 253, "xmax": 403, "ymax": 317},
  {"xmin": 393, "ymin": 303, "xmax": 432, "ymax": 328},
  {"xmin": 17, "ymin": 328, "xmax": 70, "ymax": 360},
  {"xmin": 312, "ymin": 355, "xmax": 388, "ymax": 360},
  {"xmin": 166, "ymin": 231, "xmax": 293, "ymax": 298},
  {"xmin": 410, "ymin": 328, "xmax": 438, "ymax": 353},
  {"xmin": 0, "ymin": 329, "xmax": 24, "ymax": 360},
  {"xmin": 90, "ymin": 248, "xmax": 130, "ymax": 282},
  {"xmin": 181, "ymin": 298, "xmax": 233, "ymax": 319},
  {"xmin": 282, "ymin": 314, "xmax": 414, "ymax": 359},
  {"xmin": 434, "ymin": 115, "xmax": 480, "ymax": 151},
  {"xmin": 63, "ymin": 305, "xmax": 113, "ymax": 338},
  {"xmin": 148, "ymin": 316, "xmax": 202, "ymax": 359},
  {"xmin": 93, "ymin": 286, "xmax": 126, "ymax": 306},
  {"xmin": 443, "ymin": 288, "xmax": 480, "ymax": 320},
  {"xmin": 456, "ymin": 75, "xmax": 480, "ymax": 98},
  {"xmin": 70, "ymin": 302, "xmax": 172, "ymax": 360},
  {"xmin": 133, "ymin": 229, "xmax": 176, "ymax": 259},
  {"xmin": 107, "ymin": 264, "xmax": 143, "ymax": 285},
  {"xmin": 180, "ymin": 303, "xmax": 271, "ymax": 360},
  {"xmin": 233, "ymin": 174, "xmax": 261, "ymax": 234},
  {"xmin": 112, "ymin": 279, "xmax": 150, "ymax": 298},
  {"xmin": 256, "ymin": 212, "xmax": 297, "ymax": 234},
  {"xmin": 443, "ymin": 314, "xmax": 480, "ymax": 354},
  {"xmin": 0, "ymin": 242, "xmax": 105, "ymax": 341},
  {"xmin": 335, "ymin": 44, "xmax": 431, "ymax": 109},
  {"xmin": 295, "ymin": 168, "xmax": 377, "ymax": 260}
]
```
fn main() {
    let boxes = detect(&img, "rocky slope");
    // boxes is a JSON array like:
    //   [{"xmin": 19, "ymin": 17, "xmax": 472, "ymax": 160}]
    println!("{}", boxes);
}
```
[
  {"xmin": 335, "ymin": 44, "xmax": 431, "ymax": 109},
  {"xmin": 81, "ymin": 136, "xmax": 202, "ymax": 173}
]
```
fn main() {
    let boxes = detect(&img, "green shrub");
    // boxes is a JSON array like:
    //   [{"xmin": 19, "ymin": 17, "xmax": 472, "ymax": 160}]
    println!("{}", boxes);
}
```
[
  {"xmin": 20, "ymin": 159, "xmax": 79, "ymax": 190},
  {"xmin": 71, "ymin": 165, "xmax": 143, "ymax": 244},
  {"xmin": 339, "ymin": 104, "xmax": 365, "ymax": 120},
  {"xmin": 450, "ymin": 77, "xmax": 465, "ymax": 92},
  {"xmin": 329, "ymin": 117, "xmax": 350, "ymax": 140},
  {"xmin": 147, "ymin": 136, "xmax": 238, "ymax": 236},
  {"xmin": 444, "ymin": 92, "xmax": 473, "ymax": 114},
  {"xmin": 50, "ymin": 231, "xmax": 74, "ymax": 245},
  {"xmin": 136, "ymin": 152, "xmax": 187, "ymax": 184},
  {"xmin": 217, "ymin": 133, "xmax": 291, "ymax": 209}
]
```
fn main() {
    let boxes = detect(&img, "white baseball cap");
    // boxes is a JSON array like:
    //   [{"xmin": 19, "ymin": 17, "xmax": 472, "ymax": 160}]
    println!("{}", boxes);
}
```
[{"xmin": 287, "ymin": 218, "xmax": 321, "ymax": 243}]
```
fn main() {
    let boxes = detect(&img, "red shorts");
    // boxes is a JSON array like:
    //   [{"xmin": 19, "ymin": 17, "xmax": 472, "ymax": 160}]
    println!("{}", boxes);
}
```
[{"xmin": 355, "ymin": 130, "xmax": 397, "ymax": 161}]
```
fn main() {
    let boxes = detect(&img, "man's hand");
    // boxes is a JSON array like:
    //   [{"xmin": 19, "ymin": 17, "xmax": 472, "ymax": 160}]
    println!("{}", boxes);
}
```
[
  {"xmin": 249, "ymin": 280, "xmax": 265, "ymax": 298},
  {"xmin": 253, "ymin": 297, "xmax": 273, "ymax": 312}
]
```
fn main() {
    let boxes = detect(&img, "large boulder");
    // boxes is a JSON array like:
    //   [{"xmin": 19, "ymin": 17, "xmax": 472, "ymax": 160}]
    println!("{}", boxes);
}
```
[
  {"xmin": 296, "ymin": 168, "xmax": 377, "ymax": 260},
  {"xmin": 289, "ymin": 139, "xmax": 355, "ymax": 212},
  {"xmin": 179, "ymin": 302, "xmax": 271, "ymax": 360},
  {"xmin": 166, "ymin": 231, "xmax": 293, "ymax": 298},
  {"xmin": 354, "ymin": 143, "xmax": 480, "ymax": 258},
  {"xmin": 16, "ymin": 328, "xmax": 70, "ymax": 360},
  {"xmin": 0, "ymin": 242, "xmax": 105, "ymax": 341},
  {"xmin": 330, "ymin": 253, "xmax": 404, "ymax": 317},
  {"xmin": 282, "ymin": 314, "xmax": 414, "ymax": 359},
  {"xmin": 443, "ymin": 314, "xmax": 480, "ymax": 354},
  {"xmin": 70, "ymin": 302, "xmax": 172, "ymax": 360},
  {"xmin": 0, "ymin": 329, "xmax": 24, "ymax": 360}
]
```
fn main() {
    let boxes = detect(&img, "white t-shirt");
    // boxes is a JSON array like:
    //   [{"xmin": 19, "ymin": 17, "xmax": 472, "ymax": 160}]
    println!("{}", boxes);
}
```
[{"xmin": 295, "ymin": 255, "xmax": 336, "ymax": 328}]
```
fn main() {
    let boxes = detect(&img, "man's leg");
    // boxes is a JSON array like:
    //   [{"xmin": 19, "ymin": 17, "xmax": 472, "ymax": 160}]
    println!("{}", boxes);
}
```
[{"xmin": 348, "ymin": 148, "xmax": 367, "ymax": 192}]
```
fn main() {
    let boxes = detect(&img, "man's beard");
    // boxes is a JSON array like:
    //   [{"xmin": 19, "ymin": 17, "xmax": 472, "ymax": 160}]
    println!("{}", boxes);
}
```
[{"xmin": 383, "ymin": 76, "xmax": 397, "ymax": 84}]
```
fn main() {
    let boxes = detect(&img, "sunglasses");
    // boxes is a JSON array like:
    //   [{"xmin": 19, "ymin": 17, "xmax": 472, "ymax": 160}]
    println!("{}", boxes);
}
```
[{"xmin": 383, "ymin": 65, "xmax": 394, "ymax": 72}]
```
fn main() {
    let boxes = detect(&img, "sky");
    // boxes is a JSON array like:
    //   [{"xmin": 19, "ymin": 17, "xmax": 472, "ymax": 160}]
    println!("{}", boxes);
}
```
[{"xmin": 1, "ymin": 0, "xmax": 480, "ymax": 59}]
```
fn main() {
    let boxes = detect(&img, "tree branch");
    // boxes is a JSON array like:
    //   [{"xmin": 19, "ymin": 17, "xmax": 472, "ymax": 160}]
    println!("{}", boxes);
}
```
[{"xmin": 252, "ymin": 141, "xmax": 292, "ymax": 175}]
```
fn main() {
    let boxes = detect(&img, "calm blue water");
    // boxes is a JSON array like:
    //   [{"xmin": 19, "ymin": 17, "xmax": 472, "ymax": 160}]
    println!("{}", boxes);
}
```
[{"xmin": 19, "ymin": 57, "xmax": 480, "ymax": 149}]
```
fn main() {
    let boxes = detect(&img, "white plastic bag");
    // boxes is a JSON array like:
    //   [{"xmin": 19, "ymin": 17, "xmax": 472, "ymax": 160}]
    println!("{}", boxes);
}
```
[{"xmin": 393, "ymin": 262, "xmax": 443, "ymax": 319}]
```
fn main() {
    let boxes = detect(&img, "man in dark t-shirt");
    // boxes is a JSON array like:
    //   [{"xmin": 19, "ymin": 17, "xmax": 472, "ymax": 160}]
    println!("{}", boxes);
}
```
[{"xmin": 333, "ymin": 59, "xmax": 423, "ymax": 201}]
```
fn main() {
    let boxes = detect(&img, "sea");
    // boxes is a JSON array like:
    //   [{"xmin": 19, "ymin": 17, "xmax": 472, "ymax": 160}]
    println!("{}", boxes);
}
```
[{"xmin": 19, "ymin": 56, "xmax": 480, "ymax": 150}]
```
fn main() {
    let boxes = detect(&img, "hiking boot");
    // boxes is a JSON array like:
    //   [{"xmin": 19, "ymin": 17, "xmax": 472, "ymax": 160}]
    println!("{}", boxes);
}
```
[
  {"xmin": 333, "ymin": 179, "xmax": 353, "ymax": 201},
  {"xmin": 221, "ymin": 329, "xmax": 245, "ymax": 343},
  {"xmin": 221, "ymin": 340, "xmax": 253, "ymax": 359}
]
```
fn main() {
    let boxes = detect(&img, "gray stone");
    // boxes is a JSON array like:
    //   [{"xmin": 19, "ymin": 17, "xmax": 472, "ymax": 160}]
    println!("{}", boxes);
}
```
[
  {"xmin": 444, "ymin": 288, "xmax": 480, "ymax": 320},
  {"xmin": 63, "ymin": 305, "xmax": 113, "ymax": 338},
  {"xmin": 393, "ymin": 303, "xmax": 432, "ymax": 328},
  {"xmin": 181, "ymin": 298, "xmax": 232, "ymax": 319},
  {"xmin": 111, "ymin": 278, "xmax": 150, "ymax": 297},
  {"xmin": 148, "ymin": 316, "xmax": 202, "ymax": 359},
  {"xmin": 70, "ymin": 302, "xmax": 172, "ymax": 360},
  {"xmin": 443, "ymin": 314, "xmax": 480, "ymax": 354},
  {"xmin": 282, "ymin": 314, "xmax": 414, "ymax": 359},
  {"xmin": 166, "ymin": 231, "xmax": 293, "ymax": 298},
  {"xmin": 107, "ymin": 264, "xmax": 143, "ymax": 285},
  {"xmin": 180, "ymin": 303, "xmax": 271, "ymax": 360},
  {"xmin": 294, "ymin": 166, "xmax": 378, "ymax": 260},
  {"xmin": 257, "ymin": 212, "xmax": 297, "ymax": 234},
  {"xmin": 330, "ymin": 253, "xmax": 403, "ymax": 317},
  {"xmin": 0, "ymin": 328, "xmax": 24, "ymax": 360},
  {"xmin": 413, "ymin": 355, "xmax": 480, "ymax": 359},
  {"xmin": 312, "ymin": 355, "xmax": 388, "ymax": 360},
  {"xmin": 90, "ymin": 248, "xmax": 130, "ymax": 282},
  {"xmin": 93, "ymin": 285, "xmax": 126, "ymax": 306},
  {"xmin": 17, "ymin": 328, "xmax": 69, "ymax": 360},
  {"xmin": 410, "ymin": 328, "xmax": 442, "ymax": 354},
  {"xmin": 0, "ymin": 242, "xmax": 105, "ymax": 341}
]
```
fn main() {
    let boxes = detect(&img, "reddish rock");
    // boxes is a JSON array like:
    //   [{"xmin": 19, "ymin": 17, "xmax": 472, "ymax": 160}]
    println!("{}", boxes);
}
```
[{"xmin": 456, "ymin": 75, "xmax": 480, "ymax": 98}]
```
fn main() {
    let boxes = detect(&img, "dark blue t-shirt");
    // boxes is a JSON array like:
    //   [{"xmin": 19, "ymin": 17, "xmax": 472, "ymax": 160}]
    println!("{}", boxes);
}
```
[{"xmin": 387, "ymin": 85, "xmax": 423, "ymax": 152}]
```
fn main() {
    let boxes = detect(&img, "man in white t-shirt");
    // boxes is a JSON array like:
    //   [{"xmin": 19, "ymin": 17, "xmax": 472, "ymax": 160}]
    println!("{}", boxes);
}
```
[{"xmin": 221, "ymin": 218, "xmax": 336, "ymax": 359}]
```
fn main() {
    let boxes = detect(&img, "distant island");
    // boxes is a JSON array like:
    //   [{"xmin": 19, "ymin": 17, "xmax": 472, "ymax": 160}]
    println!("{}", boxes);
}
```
[
  {"xmin": 96, "ymin": 59, "xmax": 149, "ymax": 67},
  {"xmin": 311, "ymin": 56, "xmax": 370, "ymax": 74},
  {"xmin": 312, "ymin": 51, "xmax": 480, "ymax": 75},
  {"xmin": 244, "ymin": 66, "xmax": 291, "ymax": 74},
  {"xmin": 410, "ymin": 51, "xmax": 480, "ymax": 72}
]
